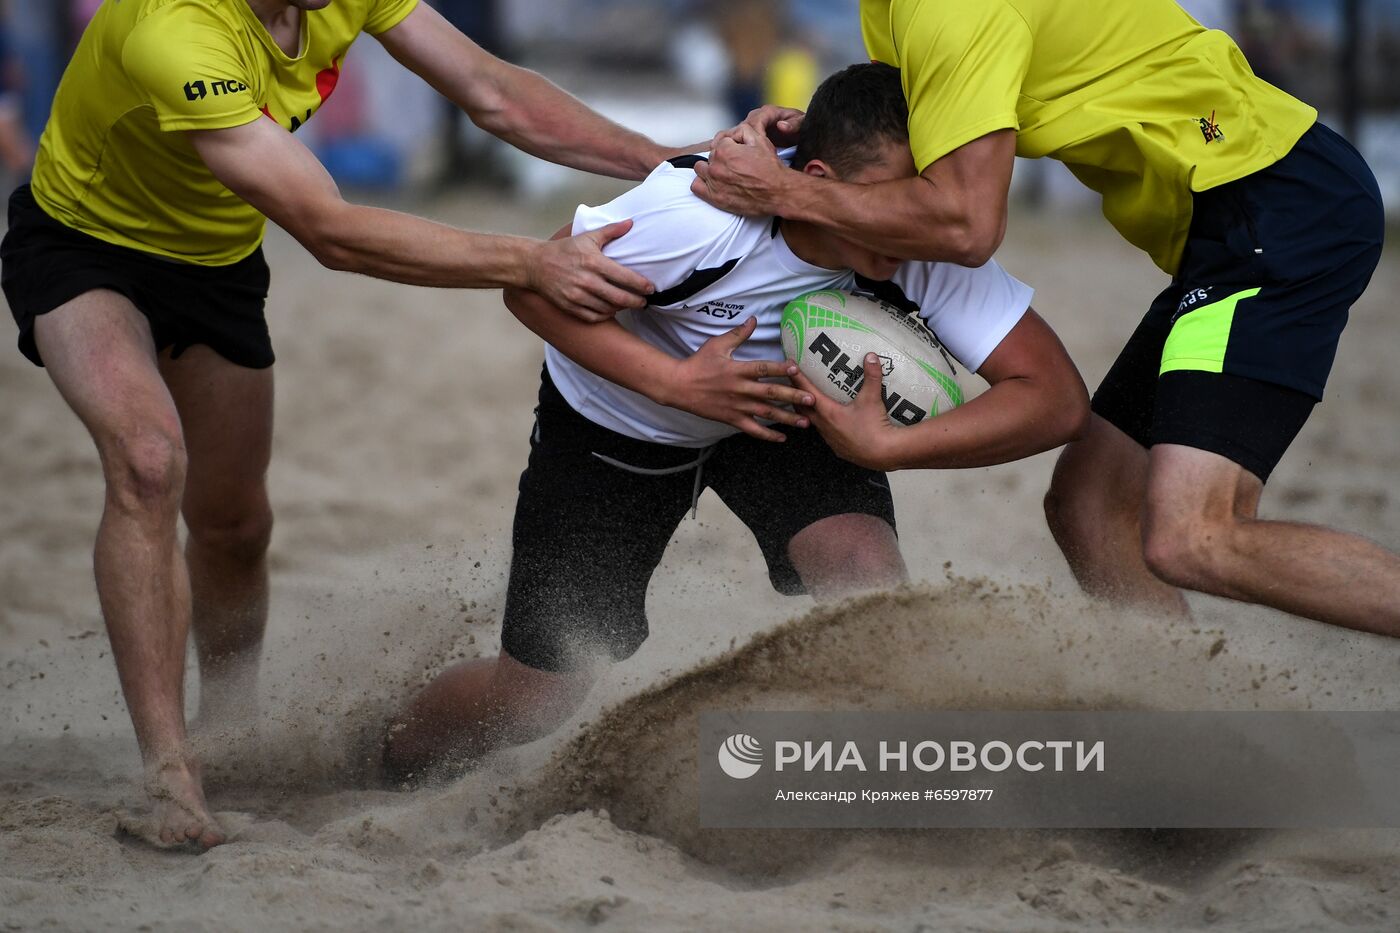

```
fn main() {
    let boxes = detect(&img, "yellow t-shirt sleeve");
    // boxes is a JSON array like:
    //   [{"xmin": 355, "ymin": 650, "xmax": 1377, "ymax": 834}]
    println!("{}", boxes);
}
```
[
  {"xmin": 364, "ymin": 0, "xmax": 421, "ymax": 36},
  {"xmin": 893, "ymin": 0, "xmax": 1031, "ymax": 171},
  {"xmin": 122, "ymin": 4, "xmax": 260, "ymax": 133}
]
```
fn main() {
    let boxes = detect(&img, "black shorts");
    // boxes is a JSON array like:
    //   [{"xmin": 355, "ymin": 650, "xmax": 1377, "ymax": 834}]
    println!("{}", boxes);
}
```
[
  {"xmin": 1091, "ymin": 122, "xmax": 1384, "ymax": 481},
  {"xmin": 1, "ymin": 184, "xmax": 274, "ymax": 369},
  {"xmin": 501, "ymin": 369, "xmax": 899, "ymax": 672}
]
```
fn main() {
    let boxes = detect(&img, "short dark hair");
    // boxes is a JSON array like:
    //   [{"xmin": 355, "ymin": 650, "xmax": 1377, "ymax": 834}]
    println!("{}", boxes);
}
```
[{"xmin": 793, "ymin": 62, "xmax": 909, "ymax": 176}]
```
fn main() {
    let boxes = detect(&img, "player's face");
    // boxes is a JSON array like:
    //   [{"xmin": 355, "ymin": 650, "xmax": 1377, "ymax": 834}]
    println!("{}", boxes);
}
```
[
  {"xmin": 830, "ymin": 140, "xmax": 918, "ymax": 281},
  {"xmin": 288, "ymin": 0, "xmax": 334, "ymax": 9}
]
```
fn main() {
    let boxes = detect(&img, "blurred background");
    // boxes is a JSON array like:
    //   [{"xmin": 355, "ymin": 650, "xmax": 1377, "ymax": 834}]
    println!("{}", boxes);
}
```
[{"xmin": 0, "ymin": 0, "xmax": 1396, "ymax": 212}]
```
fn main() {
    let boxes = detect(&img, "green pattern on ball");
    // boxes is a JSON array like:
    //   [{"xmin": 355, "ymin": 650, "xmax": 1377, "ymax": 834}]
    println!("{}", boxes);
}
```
[
  {"xmin": 917, "ymin": 359, "xmax": 964, "ymax": 411},
  {"xmin": 782, "ymin": 290, "xmax": 876, "ymax": 365},
  {"xmin": 781, "ymin": 306, "xmax": 806, "ymax": 363}
]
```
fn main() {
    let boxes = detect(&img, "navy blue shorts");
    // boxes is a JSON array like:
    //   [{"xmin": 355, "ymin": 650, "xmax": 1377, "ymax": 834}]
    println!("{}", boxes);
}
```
[{"xmin": 1092, "ymin": 122, "xmax": 1385, "ymax": 481}]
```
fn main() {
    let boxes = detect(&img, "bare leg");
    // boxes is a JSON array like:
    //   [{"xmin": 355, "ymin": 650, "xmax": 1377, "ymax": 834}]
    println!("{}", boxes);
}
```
[
  {"xmin": 382, "ymin": 652, "xmax": 592, "ymax": 782},
  {"xmin": 161, "ymin": 346, "xmax": 274, "ymax": 725},
  {"xmin": 1044, "ymin": 415, "xmax": 1191, "ymax": 617},
  {"xmin": 34, "ymin": 292, "xmax": 223, "ymax": 848},
  {"xmin": 1142, "ymin": 444, "xmax": 1400, "ymax": 635},
  {"xmin": 384, "ymin": 513, "xmax": 905, "ymax": 781},
  {"xmin": 787, "ymin": 513, "xmax": 907, "ymax": 600}
]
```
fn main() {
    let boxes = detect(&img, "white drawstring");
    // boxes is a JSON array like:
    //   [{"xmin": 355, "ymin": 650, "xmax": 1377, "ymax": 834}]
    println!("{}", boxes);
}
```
[{"xmin": 590, "ymin": 445, "xmax": 717, "ymax": 519}]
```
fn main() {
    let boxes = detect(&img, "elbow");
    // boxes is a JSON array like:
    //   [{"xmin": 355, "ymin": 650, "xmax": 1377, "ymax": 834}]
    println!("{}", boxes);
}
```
[
  {"xmin": 502, "ymin": 286, "xmax": 531, "ymax": 319},
  {"xmin": 299, "ymin": 210, "xmax": 357, "ymax": 272},
  {"xmin": 464, "ymin": 79, "xmax": 518, "ymax": 139},
  {"xmin": 310, "ymin": 239, "xmax": 355, "ymax": 273},
  {"xmin": 1054, "ymin": 387, "xmax": 1092, "ymax": 445},
  {"xmin": 469, "ymin": 104, "xmax": 514, "ymax": 139},
  {"xmin": 946, "ymin": 222, "xmax": 1005, "ymax": 268}
]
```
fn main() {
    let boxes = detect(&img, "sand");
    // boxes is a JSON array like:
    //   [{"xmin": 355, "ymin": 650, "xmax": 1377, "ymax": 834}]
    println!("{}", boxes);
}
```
[{"xmin": 2, "ymin": 188, "xmax": 1398, "ymax": 931}]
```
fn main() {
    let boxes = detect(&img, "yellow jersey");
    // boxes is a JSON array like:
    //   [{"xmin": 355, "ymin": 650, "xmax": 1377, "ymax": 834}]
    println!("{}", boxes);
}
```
[
  {"xmin": 861, "ymin": 0, "xmax": 1318, "ymax": 274},
  {"xmin": 31, "ymin": 0, "xmax": 418, "ymax": 266}
]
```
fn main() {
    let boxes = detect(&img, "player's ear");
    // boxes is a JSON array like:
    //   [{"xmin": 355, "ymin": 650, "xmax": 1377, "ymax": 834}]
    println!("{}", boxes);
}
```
[{"xmin": 802, "ymin": 159, "xmax": 836, "ymax": 180}]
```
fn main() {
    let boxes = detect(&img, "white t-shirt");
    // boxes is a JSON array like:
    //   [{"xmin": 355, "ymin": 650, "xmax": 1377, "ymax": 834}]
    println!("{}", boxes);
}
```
[{"xmin": 547, "ymin": 154, "xmax": 1034, "ymax": 447}]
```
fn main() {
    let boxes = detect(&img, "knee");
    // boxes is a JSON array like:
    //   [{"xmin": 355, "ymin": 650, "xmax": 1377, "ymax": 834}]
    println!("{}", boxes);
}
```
[
  {"xmin": 1042, "ymin": 481, "xmax": 1073, "ymax": 538},
  {"xmin": 186, "ymin": 501, "xmax": 274, "ymax": 563},
  {"xmin": 104, "ymin": 428, "xmax": 187, "ymax": 515},
  {"xmin": 1141, "ymin": 514, "xmax": 1232, "ymax": 593},
  {"xmin": 790, "ymin": 515, "xmax": 906, "ymax": 597},
  {"xmin": 1044, "ymin": 465, "xmax": 1100, "ymax": 545}
]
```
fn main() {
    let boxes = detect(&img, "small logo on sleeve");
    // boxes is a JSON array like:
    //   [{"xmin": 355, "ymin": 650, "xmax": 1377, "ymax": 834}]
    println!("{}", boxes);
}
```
[
  {"xmin": 183, "ymin": 78, "xmax": 249, "ymax": 102},
  {"xmin": 1199, "ymin": 111, "xmax": 1225, "ymax": 144}
]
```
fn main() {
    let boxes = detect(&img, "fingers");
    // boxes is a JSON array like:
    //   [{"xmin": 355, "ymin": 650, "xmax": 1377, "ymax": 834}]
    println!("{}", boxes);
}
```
[
  {"xmin": 690, "ymin": 163, "xmax": 712, "ymax": 203},
  {"xmin": 790, "ymin": 370, "xmax": 845, "ymax": 422},
  {"xmin": 744, "ymin": 404, "xmax": 808, "ymax": 429},
  {"xmin": 720, "ymin": 315, "xmax": 759, "ymax": 348},
  {"xmin": 573, "ymin": 293, "xmax": 619, "ymax": 321},
  {"xmin": 732, "ymin": 122, "xmax": 763, "ymax": 146},
  {"xmin": 588, "ymin": 218, "xmax": 634, "ymax": 246},
  {"xmin": 582, "ymin": 278, "xmax": 647, "ymax": 313},
  {"xmin": 734, "ymin": 417, "xmax": 788, "ymax": 443},
  {"xmin": 733, "ymin": 363, "xmax": 814, "ymax": 408},
  {"xmin": 579, "ymin": 224, "xmax": 655, "ymax": 298},
  {"xmin": 553, "ymin": 284, "xmax": 621, "ymax": 322},
  {"xmin": 856, "ymin": 353, "xmax": 886, "ymax": 408},
  {"xmin": 582, "ymin": 253, "xmax": 651, "ymax": 304},
  {"xmin": 711, "ymin": 126, "xmax": 741, "ymax": 146},
  {"xmin": 742, "ymin": 105, "xmax": 806, "ymax": 143}
]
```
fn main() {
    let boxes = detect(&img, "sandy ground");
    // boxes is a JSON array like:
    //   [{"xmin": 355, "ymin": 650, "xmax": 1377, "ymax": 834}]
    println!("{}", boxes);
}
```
[{"xmin": 2, "ymin": 187, "xmax": 1399, "ymax": 932}]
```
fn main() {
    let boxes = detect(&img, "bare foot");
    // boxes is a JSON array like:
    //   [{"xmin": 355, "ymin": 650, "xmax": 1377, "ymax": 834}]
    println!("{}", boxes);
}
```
[{"xmin": 126, "ymin": 757, "xmax": 226, "ymax": 850}]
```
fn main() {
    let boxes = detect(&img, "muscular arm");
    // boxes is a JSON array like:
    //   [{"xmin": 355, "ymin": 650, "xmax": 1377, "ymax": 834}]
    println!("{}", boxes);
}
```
[
  {"xmin": 188, "ymin": 118, "xmax": 652, "ymax": 314},
  {"xmin": 797, "ymin": 310, "xmax": 1089, "ymax": 471},
  {"xmin": 377, "ymin": 4, "xmax": 699, "ymax": 181},
  {"xmin": 506, "ymin": 287, "xmax": 674, "ymax": 399},
  {"xmin": 695, "ymin": 127, "xmax": 1015, "ymax": 267},
  {"xmin": 503, "ymin": 225, "xmax": 813, "ymax": 442}
]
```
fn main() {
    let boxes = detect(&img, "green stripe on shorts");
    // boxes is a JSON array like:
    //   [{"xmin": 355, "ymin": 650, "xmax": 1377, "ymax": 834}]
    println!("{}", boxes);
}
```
[{"xmin": 1160, "ymin": 287, "xmax": 1262, "ymax": 375}]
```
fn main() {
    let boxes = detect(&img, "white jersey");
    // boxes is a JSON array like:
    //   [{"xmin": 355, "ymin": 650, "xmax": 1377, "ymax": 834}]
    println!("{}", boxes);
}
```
[{"xmin": 546, "ymin": 154, "xmax": 1034, "ymax": 447}]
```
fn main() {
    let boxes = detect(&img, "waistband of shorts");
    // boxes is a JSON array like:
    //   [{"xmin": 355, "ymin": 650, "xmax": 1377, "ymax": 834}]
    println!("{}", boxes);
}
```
[
  {"xmin": 536, "ymin": 366, "xmax": 718, "ymax": 471},
  {"xmin": 8, "ymin": 184, "xmax": 267, "ymax": 273}
]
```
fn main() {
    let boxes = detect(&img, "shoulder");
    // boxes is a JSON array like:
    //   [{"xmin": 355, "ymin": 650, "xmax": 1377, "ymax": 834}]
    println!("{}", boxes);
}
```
[
  {"xmin": 131, "ymin": 0, "xmax": 240, "ymax": 30},
  {"xmin": 574, "ymin": 155, "xmax": 752, "ymax": 245},
  {"xmin": 892, "ymin": 0, "xmax": 1031, "ymax": 40},
  {"xmin": 124, "ymin": 0, "xmax": 242, "ymax": 61},
  {"xmin": 573, "ymin": 155, "xmax": 770, "ymax": 294}
]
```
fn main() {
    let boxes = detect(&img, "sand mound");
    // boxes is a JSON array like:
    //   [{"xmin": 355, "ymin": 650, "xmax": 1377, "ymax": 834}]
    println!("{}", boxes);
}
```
[{"xmin": 510, "ymin": 580, "xmax": 1400, "ymax": 910}]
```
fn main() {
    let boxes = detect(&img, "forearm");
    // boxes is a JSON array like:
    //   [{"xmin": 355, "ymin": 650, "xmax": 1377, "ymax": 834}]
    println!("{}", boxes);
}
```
[
  {"xmin": 881, "ymin": 379, "xmax": 1083, "ymax": 471},
  {"xmin": 778, "ymin": 172, "xmax": 990, "ymax": 265},
  {"xmin": 505, "ymin": 288, "xmax": 676, "ymax": 400},
  {"xmin": 380, "ymin": 5, "xmax": 678, "ymax": 181},
  {"xmin": 462, "ymin": 63, "xmax": 671, "ymax": 181},
  {"xmin": 306, "ymin": 203, "xmax": 538, "ymax": 288}
]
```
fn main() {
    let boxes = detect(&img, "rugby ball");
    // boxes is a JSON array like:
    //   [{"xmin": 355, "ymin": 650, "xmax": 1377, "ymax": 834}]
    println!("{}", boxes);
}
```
[{"xmin": 781, "ymin": 289, "xmax": 963, "ymax": 426}]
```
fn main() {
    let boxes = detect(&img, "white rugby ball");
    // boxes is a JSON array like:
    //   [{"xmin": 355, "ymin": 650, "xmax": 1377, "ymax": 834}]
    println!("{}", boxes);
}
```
[{"xmin": 781, "ymin": 288, "xmax": 963, "ymax": 426}]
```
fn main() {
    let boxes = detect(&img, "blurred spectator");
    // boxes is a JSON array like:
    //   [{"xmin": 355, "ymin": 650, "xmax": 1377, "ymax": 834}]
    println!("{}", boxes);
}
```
[
  {"xmin": 1177, "ymin": 0, "xmax": 1236, "ymax": 30},
  {"xmin": 0, "ymin": 0, "xmax": 33, "ymax": 178},
  {"xmin": 8, "ymin": 0, "xmax": 62, "ymax": 143},
  {"xmin": 432, "ymin": 0, "xmax": 510, "ymax": 188},
  {"xmin": 70, "ymin": 0, "xmax": 101, "ymax": 38},
  {"xmin": 712, "ymin": 0, "xmax": 784, "ymax": 120},
  {"xmin": 1235, "ymin": 1, "xmax": 1333, "ymax": 100}
]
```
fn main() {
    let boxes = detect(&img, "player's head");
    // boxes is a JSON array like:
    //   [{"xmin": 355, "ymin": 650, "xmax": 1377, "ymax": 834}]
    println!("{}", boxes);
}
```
[
  {"xmin": 793, "ymin": 62, "xmax": 912, "ymax": 181},
  {"xmin": 792, "ymin": 63, "xmax": 916, "ymax": 280},
  {"xmin": 287, "ymin": 0, "xmax": 335, "ymax": 10}
]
